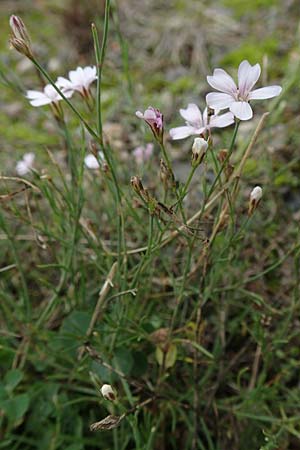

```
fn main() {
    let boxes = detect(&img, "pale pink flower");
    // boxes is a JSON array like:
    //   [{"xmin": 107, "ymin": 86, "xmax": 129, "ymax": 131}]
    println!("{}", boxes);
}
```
[
  {"xmin": 169, "ymin": 103, "xmax": 234, "ymax": 140},
  {"xmin": 16, "ymin": 152, "xmax": 35, "ymax": 175},
  {"xmin": 136, "ymin": 107, "xmax": 164, "ymax": 142},
  {"xmin": 57, "ymin": 66, "xmax": 97, "ymax": 97},
  {"xmin": 26, "ymin": 84, "xmax": 72, "ymax": 107},
  {"xmin": 206, "ymin": 60, "xmax": 282, "ymax": 121},
  {"xmin": 133, "ymin": 143, "xmax": 154, "ymax": 164}
]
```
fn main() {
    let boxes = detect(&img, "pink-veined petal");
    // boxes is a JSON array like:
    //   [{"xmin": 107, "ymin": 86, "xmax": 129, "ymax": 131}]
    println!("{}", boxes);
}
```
[
  {"xmin": 209, "ymin": 112, "xmax": 235, "ymax": 129},
  {"xmin": 248, "ymin": 85, "xmax": 282, "ymax": 100},
  {"xmin": 238, "ymin": 60, "xmax": 261, "ymax": 97},
  {"xmin": 169, "ymin": 126, "xmax": 197, "ymax": 140},
  {"xmin": 179, "ymin": 103, "xmax": 202, "ymax": 128},
  {"xmin": 207, "ymin": 68, "xmax": 237, "ymax": 94},
  {"xmin": 206, "ymin": 92, "xmax": 235, "ymax": 110},
  {"xmin": 230, "ymin": 101, "xmax": 253, "ymax": 121}
]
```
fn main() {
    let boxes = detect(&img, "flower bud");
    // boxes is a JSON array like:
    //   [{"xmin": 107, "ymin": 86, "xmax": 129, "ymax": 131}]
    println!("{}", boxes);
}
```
[
  {"xmin": 248, "ymin": 186, "xmax": 262, "ymax": 215},
  {"xmin": 100, "ymin": 384, "xmax": 116, "ymax": 401},
  {"xmin": 191, "ymin": 137, "xmax": 208, "ymax": 167},
  {"xmin": 10, "ymin": 15, "xmax": 30, "ymax": 42},
  {"xmin": 136, "ymin": 107, "xmax": 164, "ymax": 143},
  {"xmin": 9, "ymin": 15, "xmax": 33, "ymax": 59}
]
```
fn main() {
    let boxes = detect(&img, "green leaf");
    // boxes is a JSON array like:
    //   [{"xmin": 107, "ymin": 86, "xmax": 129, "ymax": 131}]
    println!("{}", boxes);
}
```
[
  {"xmin": 131, "ymin": 351, "xmax": 148, "ymax": 377},
  {"xmin": 113, "ymin": 348, "xmax": 134, "ymax": 375},
  {"xmin": 1, "ymin": 393, "xmax": 29, "ymax": 423},
  {"xmin": 4, "ymin": 369, "xmax": 23, "ymax": 394}
]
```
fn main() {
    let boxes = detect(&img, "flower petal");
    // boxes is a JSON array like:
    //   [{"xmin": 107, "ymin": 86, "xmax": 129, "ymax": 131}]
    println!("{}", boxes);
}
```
[
  {"xmin": 209, "ymin": 112, "xmax": 235, "ymax": 129},
  {"xmin": 26, "ymin": 90, "xmax": 44, "ymax": 100},
  {"xmin": 230, "ymin": 101, "xmax": 253, "ymax": 120},
  {"xmin": 143, "ymin": 109, "xmax": 157, "ymax": 121},
  {"xmin": 206, "ymin": 92, "xmax": 235, "ymax": 110},
  {"xmin": 207, "ymin": 68, "xmax": 237, "ymax": 94},
  {"xmin": 169, "ymin": 126, "xmax": 197, "ymax": 140},
  {"xmin": 179, "ymin": 103, "xmax": 202, "ymax": 128},
  {"xmin": 29, "ymin": 97, "xmax": 53, "ymax": 107},
  {"xmin": 238, "ymin": 60, "xmax": 261, "ymax": 97},
  {"xmin": 248, "ymin": 85, "xmax": 282, "ymax": 100}
]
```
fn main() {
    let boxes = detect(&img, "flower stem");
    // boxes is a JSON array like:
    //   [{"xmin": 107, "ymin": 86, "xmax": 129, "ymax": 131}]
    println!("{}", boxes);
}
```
[{"xmin": 91, "ymin": 0, "xmax": 110, "ymax": 141}]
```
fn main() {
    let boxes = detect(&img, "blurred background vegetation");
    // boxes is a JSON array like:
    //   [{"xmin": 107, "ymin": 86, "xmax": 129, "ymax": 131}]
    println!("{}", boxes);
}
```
[{"xmin": 1, "ymin": 1, "xmax": 300, "ymax": 449}]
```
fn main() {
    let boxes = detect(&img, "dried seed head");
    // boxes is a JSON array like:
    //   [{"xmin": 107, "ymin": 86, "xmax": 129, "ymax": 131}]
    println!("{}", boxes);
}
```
[
  {"xmin": 217, "ymin": 149, "xmax": 228, "ymax": 164},
  {"xmin": 191, "ymin": 137, "xmax": 208, "ymax": 167},
  {"xmin": 90, "ymin": 414, "xmax": 124, "ymax": 432},
  {"xmin": 130, "ymin": 176, "xmax": 144, "ymax": 195},
  {"xmin": 248, "ymin": 186, "xmax": 262, "ymax": 215},
  {"xmin": 100, "ymin": 384, "xmax": 116, "ymax": 401},
  {"xmin": 160, "ymin": 159, "xmax": 174, "ymax": 188}
]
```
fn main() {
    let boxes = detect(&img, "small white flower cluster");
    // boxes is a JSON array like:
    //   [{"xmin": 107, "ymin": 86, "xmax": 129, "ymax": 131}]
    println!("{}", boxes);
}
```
[{"xmin": 26, "ymin": 66, "xmax": 97, "ymax": 107}]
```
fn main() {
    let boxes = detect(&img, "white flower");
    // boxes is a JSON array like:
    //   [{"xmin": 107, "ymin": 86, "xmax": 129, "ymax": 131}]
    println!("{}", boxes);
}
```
[
  {"xmin": 206, "ymin": 60, "xmax": 282, "ymax": 121},
  {"xmin": 57, "ymin": 66, "xmax": 97, "ymax": 96},
  {"xmin": 100, "ymin": 384, "xmax": 116, "ymax": 401},
  {"xmin": 26, "ymin": 84, "xmax": 72, "ymax": 107},
  {"xmin": 169, "ymin": 104, "xmax": 234, "ymax": 140},
  {"xmin": 16, "ymin": 152, "xmax": 35, "ymax": 175},
  {"xmin": 84, "ymin": 152, "xmax": 104, "ymax": 169}
]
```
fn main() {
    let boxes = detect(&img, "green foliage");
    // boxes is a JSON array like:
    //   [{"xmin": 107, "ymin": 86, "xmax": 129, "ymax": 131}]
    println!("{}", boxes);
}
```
[{"xmin": 1, "ymin": 0, "xmax": 300, "ymax": 449}]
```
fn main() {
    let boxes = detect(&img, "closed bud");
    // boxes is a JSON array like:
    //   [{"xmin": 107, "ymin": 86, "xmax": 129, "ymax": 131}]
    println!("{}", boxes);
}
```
[
  {"xmin": 9, "ymin": 15, "xmax": 33, "ymax": 59},
  {"xmin": 248, "ymin": 186, "xmax": 262, "ymax": 215},
  {"xmin": 100, "ymin": 384, "xmax": 116, "ymax": 401},
  {"xmin": 10, "ymin": 15, "xmax": 30, "ymax": 43},
  {"xmin": 9, "ymin": 37, "xmax": 33, "ymax": 59},
  {"xmin": 136, "ymin": 107, "xmax": 164, "ymax": 144},
  {"xmin": 191, "ymin": 138, "xmax": 208, "ymax": 167}
]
